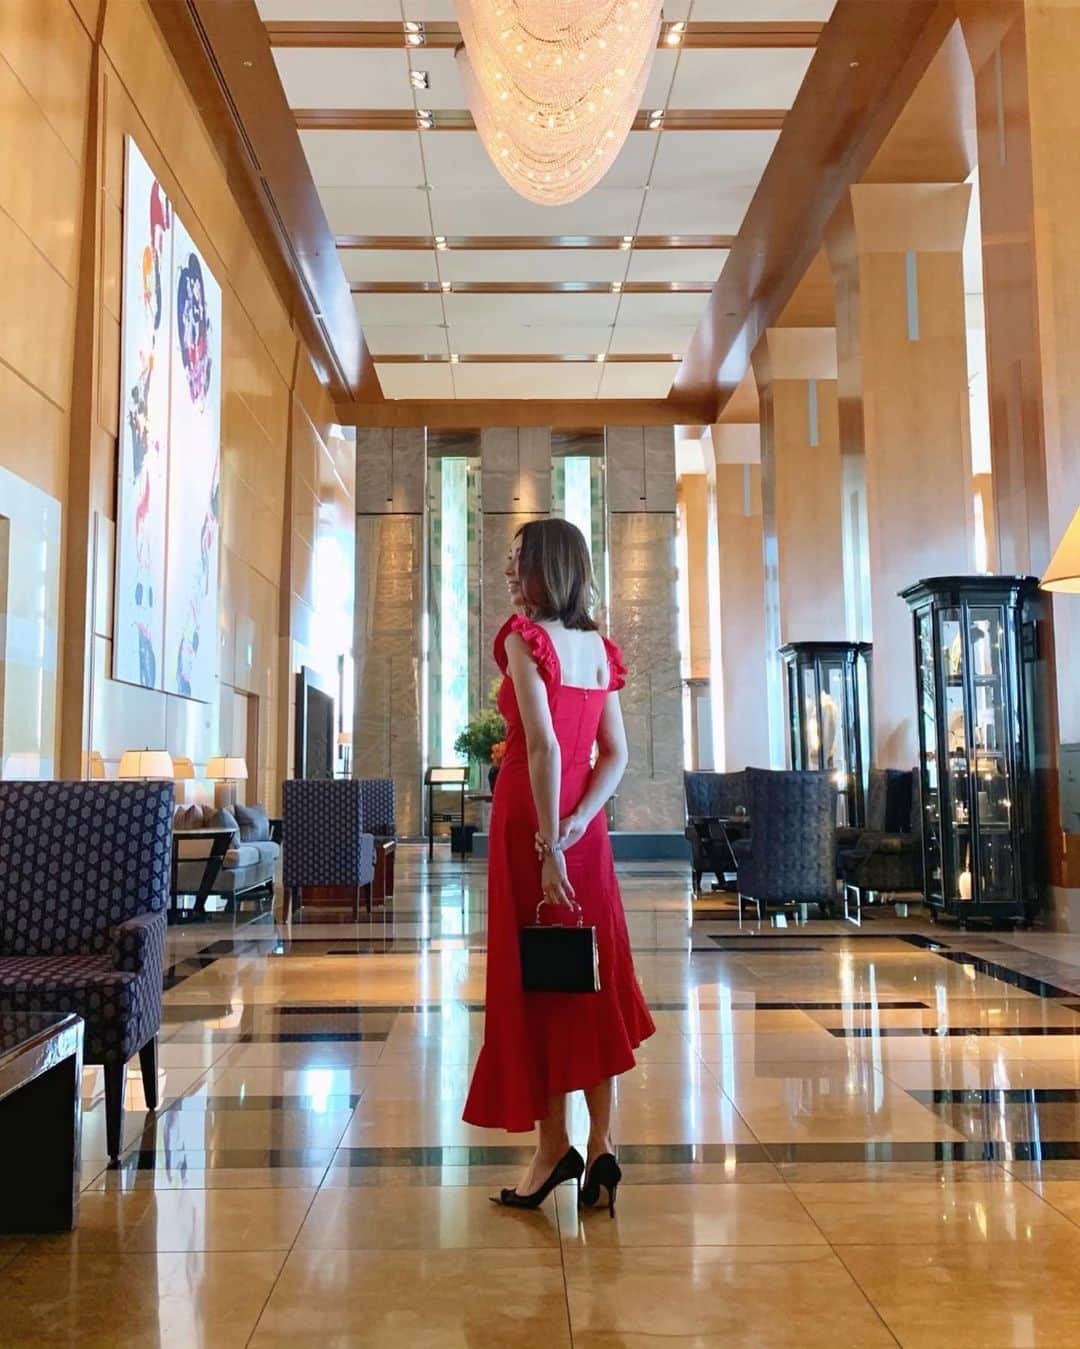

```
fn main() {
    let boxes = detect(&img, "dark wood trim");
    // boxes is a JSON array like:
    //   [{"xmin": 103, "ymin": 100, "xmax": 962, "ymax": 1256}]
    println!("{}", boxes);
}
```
[
  {"xmin": 340, "ymin": 398, "xmax": 709, "ymax": 428},
  {"xmin": 335, "ymin": 234, "xmax": 736, "ymax": 251},
  {"xmin": 674, "ymin": 0, "xmax": 958, "ymax": 417},
  {"xmin": 265, "ymin": 20, "xmax": 823, "ymax": 50},
  {"xmin": 151, "ymin": 0, "xmax": 381, "ymax": 402},
  {"xmin": 351, "ymin": 281, "xmax": 713, "ymax": 294},
  {"xmin": 295, "ymin": 108, "xmax": 786, "ymax": 132}
]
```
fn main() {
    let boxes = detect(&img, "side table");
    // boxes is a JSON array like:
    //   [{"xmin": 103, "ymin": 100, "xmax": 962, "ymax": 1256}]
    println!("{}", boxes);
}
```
[{"xmin": 0, "ymin": 1012, "xmax": 83, "ymax": 1231}]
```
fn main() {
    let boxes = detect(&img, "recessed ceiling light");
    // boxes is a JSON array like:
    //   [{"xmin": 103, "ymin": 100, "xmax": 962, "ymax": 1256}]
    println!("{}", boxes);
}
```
[
  {"xmin": 596, "ymin": 352, "xmax": 606, "ymax": 362},
  {"xmin": 611, "ymin": 281, "xmax": 622, "ymax": 293},
  {"xmin": 441, "ymin": 281, "xmax": 451, "ymax": 292},
  {"xmin": 404, "ymin": 20, "xmax": 425, "ymax": 45},
  {"xmin": 450, "ymin": 353, "xmax": 460, "ymax": 363},
  {"xmin": 620, "ymin": 235, "xmax": 634, "ymax": 249},
  {"xmin": 434, "ymin": 235, "xmax": 447, "ymax": 250},
  {"xmin": 410, "ymin": 70, "xmax": 430, "ymax": 90},
  {"xmin": 664, "ymin": 21, "xmax": 686, "ymax": 46},
  {"xmin": 647, "ymin": 110, "xmax": 664, "ymax": 130}
]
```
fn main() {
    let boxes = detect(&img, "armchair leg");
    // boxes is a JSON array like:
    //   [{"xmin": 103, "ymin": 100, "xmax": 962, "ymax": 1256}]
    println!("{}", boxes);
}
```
[
  {"xmin": 138, "ymin": 1037, "xmax": 159, "ymax": 1111},
  {"xmin": 104, "ymin": 1061, "xmax": 127, "ymax": 1163},
  {"xmin": 843, "ymin": 883, "xmax": 862, "ymax": 928}
]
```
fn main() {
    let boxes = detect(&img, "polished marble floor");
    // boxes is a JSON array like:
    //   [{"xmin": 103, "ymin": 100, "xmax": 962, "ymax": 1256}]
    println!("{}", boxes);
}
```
[{"xmin": 10, "ymin": 851, "xmax": 1080, "ymax": 1344}]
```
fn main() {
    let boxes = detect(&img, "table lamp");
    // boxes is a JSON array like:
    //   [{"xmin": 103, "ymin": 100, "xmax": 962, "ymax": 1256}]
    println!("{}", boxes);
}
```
[
  {"xmin": 206, "ymin": 755, "xmax": 247, "ymax": 809},
  {"xmin": 1042, "ymin": 504, "xmax": 1080, "ymax": 592},
  {"xmin": 118, "ymin": 749, "xmax": 175, "ymax": 781}
]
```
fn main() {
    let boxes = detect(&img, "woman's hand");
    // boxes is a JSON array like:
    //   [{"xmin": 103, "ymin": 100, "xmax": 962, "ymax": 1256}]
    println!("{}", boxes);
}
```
[
  {"xmin": 540, "ymin": 848, "xmax": 576, "ymax": 908},
  {"xmin": 534, "ymin": 812, "xmax": 588, "ymax": 859}
]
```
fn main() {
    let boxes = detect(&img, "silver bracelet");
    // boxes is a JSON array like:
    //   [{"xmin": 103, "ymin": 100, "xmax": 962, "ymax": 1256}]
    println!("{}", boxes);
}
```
[{"xmin": 540, "ymin": 839, "xmax": 563, "ymax": 858}]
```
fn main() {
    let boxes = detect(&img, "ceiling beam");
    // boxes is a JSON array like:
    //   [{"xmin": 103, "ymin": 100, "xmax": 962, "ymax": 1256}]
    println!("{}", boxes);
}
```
[
  {"xmin": 673, "ymin": 0, "xmax": 960, "ymax": 417},
  {"xmin": 295, "ymin": 109, "xmax": 786, "ymax": 132},
  {"xmin": 265, "ymin": 20, "xmax": 823, "ymax": 50},
  {"xmin": 339, "ymin": 398, "xmax": 711, "ymax": 429},
  {"xmin": 334, "ymin": 234, "xmax": 736, "ymax": 250}
]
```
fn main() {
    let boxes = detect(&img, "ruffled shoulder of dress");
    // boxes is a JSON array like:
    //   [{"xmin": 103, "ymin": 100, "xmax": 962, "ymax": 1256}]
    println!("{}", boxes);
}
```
[
  {"xmin": 493, "ymin": 614, "xmax": 561, "ymax": 684},
  {"xmin": 602, "ymin": 635, "xmax": 628, "ymax": 691}
]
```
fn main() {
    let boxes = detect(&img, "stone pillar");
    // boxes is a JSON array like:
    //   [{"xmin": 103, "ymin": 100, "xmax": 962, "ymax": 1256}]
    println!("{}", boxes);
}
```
[
  {"xmin": 606, "ymin": 426, "xmax": 684, "ymax": 831},
  {"xmin": 709, "ymin": 423, "xmax": 771, "ymax": 771},
  {"xmin": 828, "ymin": 181, "xmax": 975, "ymax": 767},
  {"xmin": 480, "ymin": 427, "xmax": 551, "ymax": 684},
  {"xmin": 678, "ymin": 472, "xmax": 713, "ymax": 768},
  {"xmin": 354, "ymin": 428, "xmax": 426, "ymax": 837}
]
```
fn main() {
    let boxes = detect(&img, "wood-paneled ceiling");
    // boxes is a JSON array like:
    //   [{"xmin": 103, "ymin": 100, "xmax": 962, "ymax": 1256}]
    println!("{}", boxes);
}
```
[
  {"xmin": 259, "ymin": 0, "xmax": 829, "ymax": 402},
  {"xmin": 154, "ymin": 1, "xmax": 951, "ymax": 422}
]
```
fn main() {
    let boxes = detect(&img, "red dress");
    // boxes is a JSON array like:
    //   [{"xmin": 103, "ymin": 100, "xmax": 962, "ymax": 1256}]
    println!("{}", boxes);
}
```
[{"xmin": 463, "ymin": 614, "xmax": 656, "ymax": 1132}]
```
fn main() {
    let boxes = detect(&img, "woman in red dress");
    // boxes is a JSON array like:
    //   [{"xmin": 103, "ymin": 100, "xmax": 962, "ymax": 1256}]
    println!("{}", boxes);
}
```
[{"xmin": 463, "ymin": 519, "xmax": 655, "ymax": 1214}]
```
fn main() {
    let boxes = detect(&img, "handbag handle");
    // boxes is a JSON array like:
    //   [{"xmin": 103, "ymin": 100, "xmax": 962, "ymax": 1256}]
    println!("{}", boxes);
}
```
[{"xmin": 534, "ymin": 898, "xmax": 584, "ymax": 927}]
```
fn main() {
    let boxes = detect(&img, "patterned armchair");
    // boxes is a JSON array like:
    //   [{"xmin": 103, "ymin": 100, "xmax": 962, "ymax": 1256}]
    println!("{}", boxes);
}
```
[
  {"xmin": 837, "ymin": 768, "xmax": 923, "ymax": 922},
  {"xmin": 735, "ymin": 768, "xmax": 838, "ymax": 925},
  {"xmin": 683, "ymin": 771, "xmax": 748, "ymax": 893},
  {"xmin": 282, "ymin": 779, "xmax": 376, "ymax": 921},
  {"xmin": 0, "ymin": 781, "xmax": 172, "ymax": 1160},
  {"xmin": 356, "ymin": 778, "xmax": 396, "ymax": 839}
]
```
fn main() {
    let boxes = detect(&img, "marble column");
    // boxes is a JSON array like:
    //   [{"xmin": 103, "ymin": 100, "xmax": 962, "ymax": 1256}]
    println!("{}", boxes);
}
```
[
  {"xmin": 828, "ymin": 181, "xmax": 975, "ymax": 767},
  {"xmin": 709, "ymin": 423, "xmax": 772, "ymax": 771},
  {"xmin": 606, "ymin": 426, "xmax": 684, "ymax": 831},
  {"xmin": 480, "ymin": 427, "xmax": 551, "ymax": 685},
  {"xmin": 354, "ymin": 428, "xmax": 426, "ymax": 837}
]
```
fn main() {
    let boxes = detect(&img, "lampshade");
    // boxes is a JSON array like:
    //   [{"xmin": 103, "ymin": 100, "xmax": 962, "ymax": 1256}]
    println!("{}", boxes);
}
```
[
  {"xmin": 1042, "ymin": 505, "xmax": 1080, "ymax": 592},
  {"xmin": 171, "ymin": 756, "xmax": 195, "ymax": 781},
  {"xmin": 206, "ymin": 755, "xmax": 248, "ymax": 781},
  {"xmin": 87, "ymin": 750, "xmax": 105, "ymax": 780},
  {"xmin": 118, "ymin": 749, "xmax": 175, "ymax": 780},
  {"xmin": 3, "ymin": 752, "xmax": 41, "ymax": 779}
]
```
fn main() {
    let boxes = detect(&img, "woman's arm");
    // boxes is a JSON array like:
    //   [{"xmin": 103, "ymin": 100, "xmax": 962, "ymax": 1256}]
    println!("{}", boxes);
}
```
[
  {"xmin": 557, "ymin": 693, "xmax": 628, "ymax": 850},
  {"xmin": 505, "ymin": 632, "xmax": 575, "ymax": 905}
]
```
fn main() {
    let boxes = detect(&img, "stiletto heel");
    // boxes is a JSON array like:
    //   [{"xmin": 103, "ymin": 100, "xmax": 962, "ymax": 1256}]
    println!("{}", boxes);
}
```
[
  {"xmin": 491, "ymin": 1147, "xmax": 585, "ymax": 1210},
  {"xmin": 580, "ymin": 1153, "xmax": 622, "ymax": 1218}
]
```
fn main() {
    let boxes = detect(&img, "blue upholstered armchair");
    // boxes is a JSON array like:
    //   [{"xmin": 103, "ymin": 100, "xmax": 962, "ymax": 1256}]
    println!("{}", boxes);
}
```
[
  {"xmin": 0, "ymin": 781, "xmax": 172, "ymax": 1160},
  {"xmin": 282, "ymin": 779, "xmax": 376, "ymax": 921},
  {"xmin": 356, "ymin": 778, "xmax": 396, "ymax": 840},
  {"xmin": 683, "ymin": 771, "xmax": 748, "ymax": 893},
  {"xmin": 735, "ymin": 768, "xmax": 838, "ymax": 925}
]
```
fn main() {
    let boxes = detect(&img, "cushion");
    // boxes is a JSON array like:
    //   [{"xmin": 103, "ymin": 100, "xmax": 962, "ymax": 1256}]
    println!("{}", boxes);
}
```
[
  {"xmin": 251, "ymin": 840, "xmax": 280, "ymax": 866},
  {"xmin": 223, "ymin": 843, "xmax": 259, "ymax": 869},
  {"xmin": 173, "ymin": 803, "xmax": 202, "ymax": 830},
  {"xmin": 211, "ymin": 807, "xmax": 240, "ymax": 848},
  {"xmin": 234, "ymin": 802, "xmax": 270, "ymax": 843}
]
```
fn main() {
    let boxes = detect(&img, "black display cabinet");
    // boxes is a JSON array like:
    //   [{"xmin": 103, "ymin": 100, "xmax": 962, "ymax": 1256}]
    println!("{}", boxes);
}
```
[
  {"xmin": 901, "ymin": 575, "xmax": 1046, "ymax": 925},
  {"xmin": 780, "ymin": 642, "xmax": 872, "ymax": 826}
]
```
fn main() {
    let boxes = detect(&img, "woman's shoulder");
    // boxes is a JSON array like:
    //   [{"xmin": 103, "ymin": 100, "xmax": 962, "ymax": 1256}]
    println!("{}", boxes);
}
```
[
  {"xmin": 599, "ymin": 630, "xmax": 627, "ymax": 691},
  {"xmin": 494, "ymin": 613, "xmax": 560, "ymax": 683}
]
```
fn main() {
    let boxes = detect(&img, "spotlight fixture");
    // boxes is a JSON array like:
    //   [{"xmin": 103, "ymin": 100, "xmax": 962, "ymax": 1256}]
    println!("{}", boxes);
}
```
[
  {"xmin": 410, "ymin": 69, "xmax": 430, "ymax": 90},
  {"xmin": 404, "ymin": 20, "xmax": 425, "ymax": 45},
  {"xmin": 596, "ymin": 352, "xmax": 606, "ymax": 362},
  {"xmin": 620, "ymin": 235, "xmax": 634, "ymax": 250},
  {"xmin": 664, "ymin": 21, "xmax": 686, "ymax": 46},
  {"xmin": 434, "ymin": 235, "xmax": 447, "ymax": 250},
  {"xmin": 450, "ymin": 353, "xmax": 460, "ymax": 363},
  {"xmin": 440, "ymin": 281, "xmax": 451, "ymax": 292},
  {"xmin": 611, "ymin": 281, "xmax": 622, "ymax": 293},
  {"xmin": 647, "ymin": 109, "xmax": 664, "ymax": 130},
  {"xmin": 417, "ymin": 108, "xmax": 434, "ymax": 129}
]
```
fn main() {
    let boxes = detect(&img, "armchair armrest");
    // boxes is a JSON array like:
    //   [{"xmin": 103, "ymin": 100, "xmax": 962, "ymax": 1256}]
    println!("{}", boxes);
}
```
[
  {"xmin": 269, "ymin": 817, "xmax": 283, "ymax": 846},
  {"xmin": 111, "ymin": 911, "xmax": 167, "ymax": 975}
]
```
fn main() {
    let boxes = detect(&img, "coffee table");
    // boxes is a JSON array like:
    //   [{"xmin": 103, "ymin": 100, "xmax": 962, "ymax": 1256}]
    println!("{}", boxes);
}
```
[{"xmin": 0, "ymin": 1011, "xmax": 84, "ymax": 1231}]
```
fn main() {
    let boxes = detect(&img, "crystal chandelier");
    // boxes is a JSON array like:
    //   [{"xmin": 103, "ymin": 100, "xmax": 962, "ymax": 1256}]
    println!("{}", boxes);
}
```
[{"xmin": 454, "ymin": 0, "xmax": 663, "ymax": 206}]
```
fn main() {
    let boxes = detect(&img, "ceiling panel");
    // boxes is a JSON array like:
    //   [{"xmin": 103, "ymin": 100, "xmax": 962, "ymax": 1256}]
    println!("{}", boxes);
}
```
[
  {"xmin": 668, "ymin": 48, "xmax": 814, "ymax": 109},
  {"xmin": 430, "ymin": 187, "xmax": 645, "ymax": 237},
  {"xmin": 447, "ymin": 325, "xmax": 615, "ymax": 356},
  {"xmin": 615, "ymin": 291, "xmax": 710, "ymax": 326},
  {"xmin": 320, "ymin": 186, "xmax": 433, "ymax": 234},
  {"xmin": 353, "ymin": 292, "xmax": 445, "ymax": 325},
  {"xmin": 609, "ymin": 323, "xmax": 697, "ymax": 354},
  {"xmin": 300, "ymin": 130, "xmax": 425, "ymax": 188},
  {"xmin": 626, "ymin": 248, "xmax": 728, "ymax": 283},
  {"xmin": 649, "ymin": 130, "xmax": 780, "ymax": 191},
  {"xmin": 273, "ymin": 48, "xmax": 413, "ymax": 109},
  {"xmin": 361, "ymin": 324, "xmax": 448, "ymax": 356},
  {"xmin": 375, "ymin": 363, "xmax": 456, "ymax": 398},
  {"xmin": 451, "ymin": 363, "xmax": 604, "ymax": 399},
  {"xmin": 638, "ymin": 184, "xmax": 757, "ymax": 235},
  {"xmin": 642, "ymin": 51, "xmax": 678, "ymax": 112},
  {"xmin": 339, "ymin": 249, "xmax": 441, "ymax": 283},
  {"xmin": 257, "ymin": 0, "xmax": 400, "ymax": 16},
  {"xmin": 444, "ymin": 292, "xmax": 619, "ymax": 325},
  {"xmin": 414, "ymin": 48, "xmax": 467, "ymax": 111},
  {"xmin": 420, "ymin": 133, "xmax": 512, "ymax": 191},
  {"xmin": 598, "ymin": 362, "xmax": 677, "ymax": 398},
  {"xmin": 439, "ymin": 249, "xmax": 630, "ymax": 284},
  {"xmin": 401, "ymin": 0, "xmax": 458, "ymax": 16}
]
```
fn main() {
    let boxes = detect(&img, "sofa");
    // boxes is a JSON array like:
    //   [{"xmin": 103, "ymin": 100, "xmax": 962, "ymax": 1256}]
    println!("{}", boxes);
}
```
[{"xmin": 173, "ymin": 800, "xmax": 280, "ymax": 911}]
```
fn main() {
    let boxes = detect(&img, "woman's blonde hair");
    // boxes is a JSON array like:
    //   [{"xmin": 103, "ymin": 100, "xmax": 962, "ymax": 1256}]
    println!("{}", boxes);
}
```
[{"xmin": 515, "ymin": 518, "xmax": 598, "ymax": 631}]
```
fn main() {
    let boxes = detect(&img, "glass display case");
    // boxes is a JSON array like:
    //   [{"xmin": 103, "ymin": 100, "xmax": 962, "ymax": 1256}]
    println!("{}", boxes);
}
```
[
  {"xmin": 780, "ymin": 642, "xmax": 872, "ymax": 826},
  {"xmin": 901, "ymin": 576, "xmax": 1046, "ymax": 924}
]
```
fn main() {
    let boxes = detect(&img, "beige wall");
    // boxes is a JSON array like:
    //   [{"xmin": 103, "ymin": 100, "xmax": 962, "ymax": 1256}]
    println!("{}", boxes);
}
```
[{"xmin": 0, "ymin": 0, "xmax": 352, "ymax": 808}]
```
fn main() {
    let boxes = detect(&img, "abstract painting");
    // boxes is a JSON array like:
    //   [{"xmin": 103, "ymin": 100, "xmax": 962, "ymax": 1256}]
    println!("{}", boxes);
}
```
[
  {"xmin": 163, "ymin": 215, "xmax": 221, "ymax": 701},
  {"xmin": 115, "ymin": 139, "xmax": 172, "ymax": 689},
  {"xmin": 114, "ymin": 137, "xmax": 221, "ymax": 702}
]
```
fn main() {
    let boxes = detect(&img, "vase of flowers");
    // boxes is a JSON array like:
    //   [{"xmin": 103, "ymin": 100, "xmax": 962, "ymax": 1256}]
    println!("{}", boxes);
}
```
[
  {"xmin": 488, "ymin": 740, "xmax": 506, "ymax": 790},
  {"xmin": 454, "ymin": 709, "xmax": 507, "ymax": 787}
]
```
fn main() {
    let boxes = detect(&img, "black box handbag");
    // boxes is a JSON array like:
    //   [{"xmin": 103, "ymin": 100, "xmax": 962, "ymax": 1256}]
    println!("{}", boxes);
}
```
[{"xmin": 520, "ymin": 900, "xmax": 600, "ymax": 994}]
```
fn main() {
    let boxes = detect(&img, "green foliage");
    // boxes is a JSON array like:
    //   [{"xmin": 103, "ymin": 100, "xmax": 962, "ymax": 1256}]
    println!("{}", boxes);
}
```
[{"xmin": 454, "ymin": 708, "xmax": 507, "ymax": 765}]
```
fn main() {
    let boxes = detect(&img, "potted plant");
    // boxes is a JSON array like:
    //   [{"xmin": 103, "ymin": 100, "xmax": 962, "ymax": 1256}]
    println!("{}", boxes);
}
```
[{"xmin": 454, "ymin": 708, "xmax": 507, "ymax": 787}]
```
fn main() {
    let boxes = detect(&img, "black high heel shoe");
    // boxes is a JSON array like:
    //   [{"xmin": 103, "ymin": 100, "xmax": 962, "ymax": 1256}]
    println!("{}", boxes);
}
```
[
  {"xmin": 580, "ymin": 1153, "xmax": 621, "ymax": 1217},
  {"xmin": 491, "ymin": 1147, "xmax": 585, "ymax": 1210}
]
